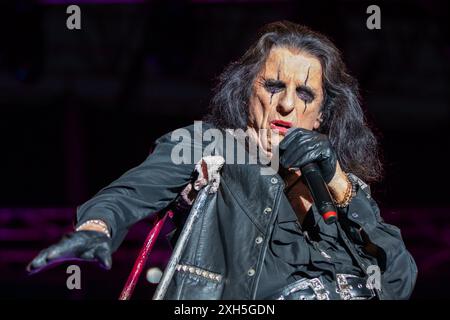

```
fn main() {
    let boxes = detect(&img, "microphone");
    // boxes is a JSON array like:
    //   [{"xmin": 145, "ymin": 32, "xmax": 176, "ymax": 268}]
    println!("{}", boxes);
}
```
[{"xmin": 300, "ymin": 162, "xmax": 338, "ymax": 224}]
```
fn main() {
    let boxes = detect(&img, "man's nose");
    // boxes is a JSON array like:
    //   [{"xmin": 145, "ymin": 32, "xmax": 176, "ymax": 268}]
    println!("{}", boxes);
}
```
[{"xmin": 277, "ymin": 86, "xmax": 296, "ymax": 115}]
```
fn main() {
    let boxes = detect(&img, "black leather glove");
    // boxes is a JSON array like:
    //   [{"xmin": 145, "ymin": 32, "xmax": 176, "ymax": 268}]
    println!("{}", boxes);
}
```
[
  {"xmin": 26, "ymin": 230, "xmax": 112, "ymax": 274},
  {"xmin": 279, "ymin": 128, "xmax": 337, "ymax": 183}
]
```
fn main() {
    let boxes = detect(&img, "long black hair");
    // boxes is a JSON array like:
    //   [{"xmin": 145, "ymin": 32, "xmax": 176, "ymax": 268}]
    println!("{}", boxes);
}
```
[{"xmin": 205, "ymin": 20, "xmax": 383, "ymax": 183}]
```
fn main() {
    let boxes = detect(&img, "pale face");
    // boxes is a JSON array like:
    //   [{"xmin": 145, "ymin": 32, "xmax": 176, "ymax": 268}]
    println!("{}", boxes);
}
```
[{"xmin": 247, "ymin": 46, "xmax": 324, "ymax": 154}]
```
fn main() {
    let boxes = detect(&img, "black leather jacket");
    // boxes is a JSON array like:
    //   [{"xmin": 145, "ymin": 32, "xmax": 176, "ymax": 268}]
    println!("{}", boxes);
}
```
[{"xmin": 76, "ymin": 124, "xmax": 417, "ymax": 300}]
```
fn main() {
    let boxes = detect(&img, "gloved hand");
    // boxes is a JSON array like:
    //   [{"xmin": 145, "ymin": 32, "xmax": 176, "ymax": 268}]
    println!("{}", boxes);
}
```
[
  {"xmin": 279, "ymin": 128, "xmax": 337, "ymax": 183},
  {"xmin": 26, "ymin": 230, "xmax": 112, "ymax": 274}
]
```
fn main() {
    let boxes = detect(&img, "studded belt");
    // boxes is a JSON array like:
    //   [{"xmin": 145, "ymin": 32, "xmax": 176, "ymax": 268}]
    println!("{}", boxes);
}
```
[{"xmin": 265, "ymin": 274, "xmax": 377, "ymax": 300}]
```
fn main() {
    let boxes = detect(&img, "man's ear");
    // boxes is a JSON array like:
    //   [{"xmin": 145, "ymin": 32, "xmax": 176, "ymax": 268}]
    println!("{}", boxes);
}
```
[{"xmin": 313, "ymin": 112, "xmax": 323, "ymax": 130}]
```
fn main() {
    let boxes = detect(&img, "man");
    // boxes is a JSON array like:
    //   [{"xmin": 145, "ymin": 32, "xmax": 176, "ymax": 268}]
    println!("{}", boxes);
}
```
[{"xmin": 27, "ymin": 21, "xmax": 417, "ymax": 300}]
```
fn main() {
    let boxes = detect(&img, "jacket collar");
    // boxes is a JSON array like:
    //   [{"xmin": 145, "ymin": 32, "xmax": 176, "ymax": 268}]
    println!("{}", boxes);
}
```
[{"xmin": 221, "ymin": 162, "xmax": 284, "ymax": 235}]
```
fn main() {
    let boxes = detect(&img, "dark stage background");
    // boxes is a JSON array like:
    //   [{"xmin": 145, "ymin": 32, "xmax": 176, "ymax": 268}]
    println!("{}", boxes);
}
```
[{"xmin": 1, "ymin": 0, "xmax": 449, "ymax": 299}]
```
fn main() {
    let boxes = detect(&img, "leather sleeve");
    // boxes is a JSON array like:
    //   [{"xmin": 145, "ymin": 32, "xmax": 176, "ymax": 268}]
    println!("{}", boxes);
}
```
[
  {"xmin": 340, "ymin": 175, "xmax": 418, "ymax": 299},
  {"xmin": 75, "ymin": 124, "xmax": 207, "ymax": 251}
]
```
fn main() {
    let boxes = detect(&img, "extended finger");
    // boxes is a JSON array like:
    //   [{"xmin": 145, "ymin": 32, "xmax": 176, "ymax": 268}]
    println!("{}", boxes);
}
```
[
  {"xmin": 79, "ymin": 247, "xmax": 96, "ymax": 261},
  {"xmin": 46, "ymin": 238, "xmax": 82, "ymax": 261},
  {"xmin": 26, "ymin": 248, "xmax": 51, "ymax": 273},
  {"xmin": 93, "ymin": 246, "xmax": 112, "ymax": 270}
]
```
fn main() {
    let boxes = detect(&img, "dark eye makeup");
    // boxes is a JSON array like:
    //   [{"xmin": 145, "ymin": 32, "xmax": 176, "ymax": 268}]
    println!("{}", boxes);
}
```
[
  {"xmin": 263, "ymin": 79, "xmax": 285, "ymax": 94},
  {"xmin": 262, "ymin": 78, "xmax": 316, "ymax": 103},
  {"xmin": 296, "ymin": 85, "xmax": 315, "ymax": 103}
]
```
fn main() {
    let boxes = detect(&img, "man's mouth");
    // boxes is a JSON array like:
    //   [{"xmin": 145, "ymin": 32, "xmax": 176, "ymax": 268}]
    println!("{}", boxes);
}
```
[{"xmin": 270, "ymin": 120, "xmax": 293, "ymax": 135}]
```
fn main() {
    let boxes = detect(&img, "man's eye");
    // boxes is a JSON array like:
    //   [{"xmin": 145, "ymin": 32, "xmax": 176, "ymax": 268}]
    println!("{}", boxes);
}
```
[
  {"xmin": 296, "ymin": 90, "xmax": 314, "ymax": 103},
  {"xmin": 263, "ymin": 80, "xmax": 285, "ymax": 94}
]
